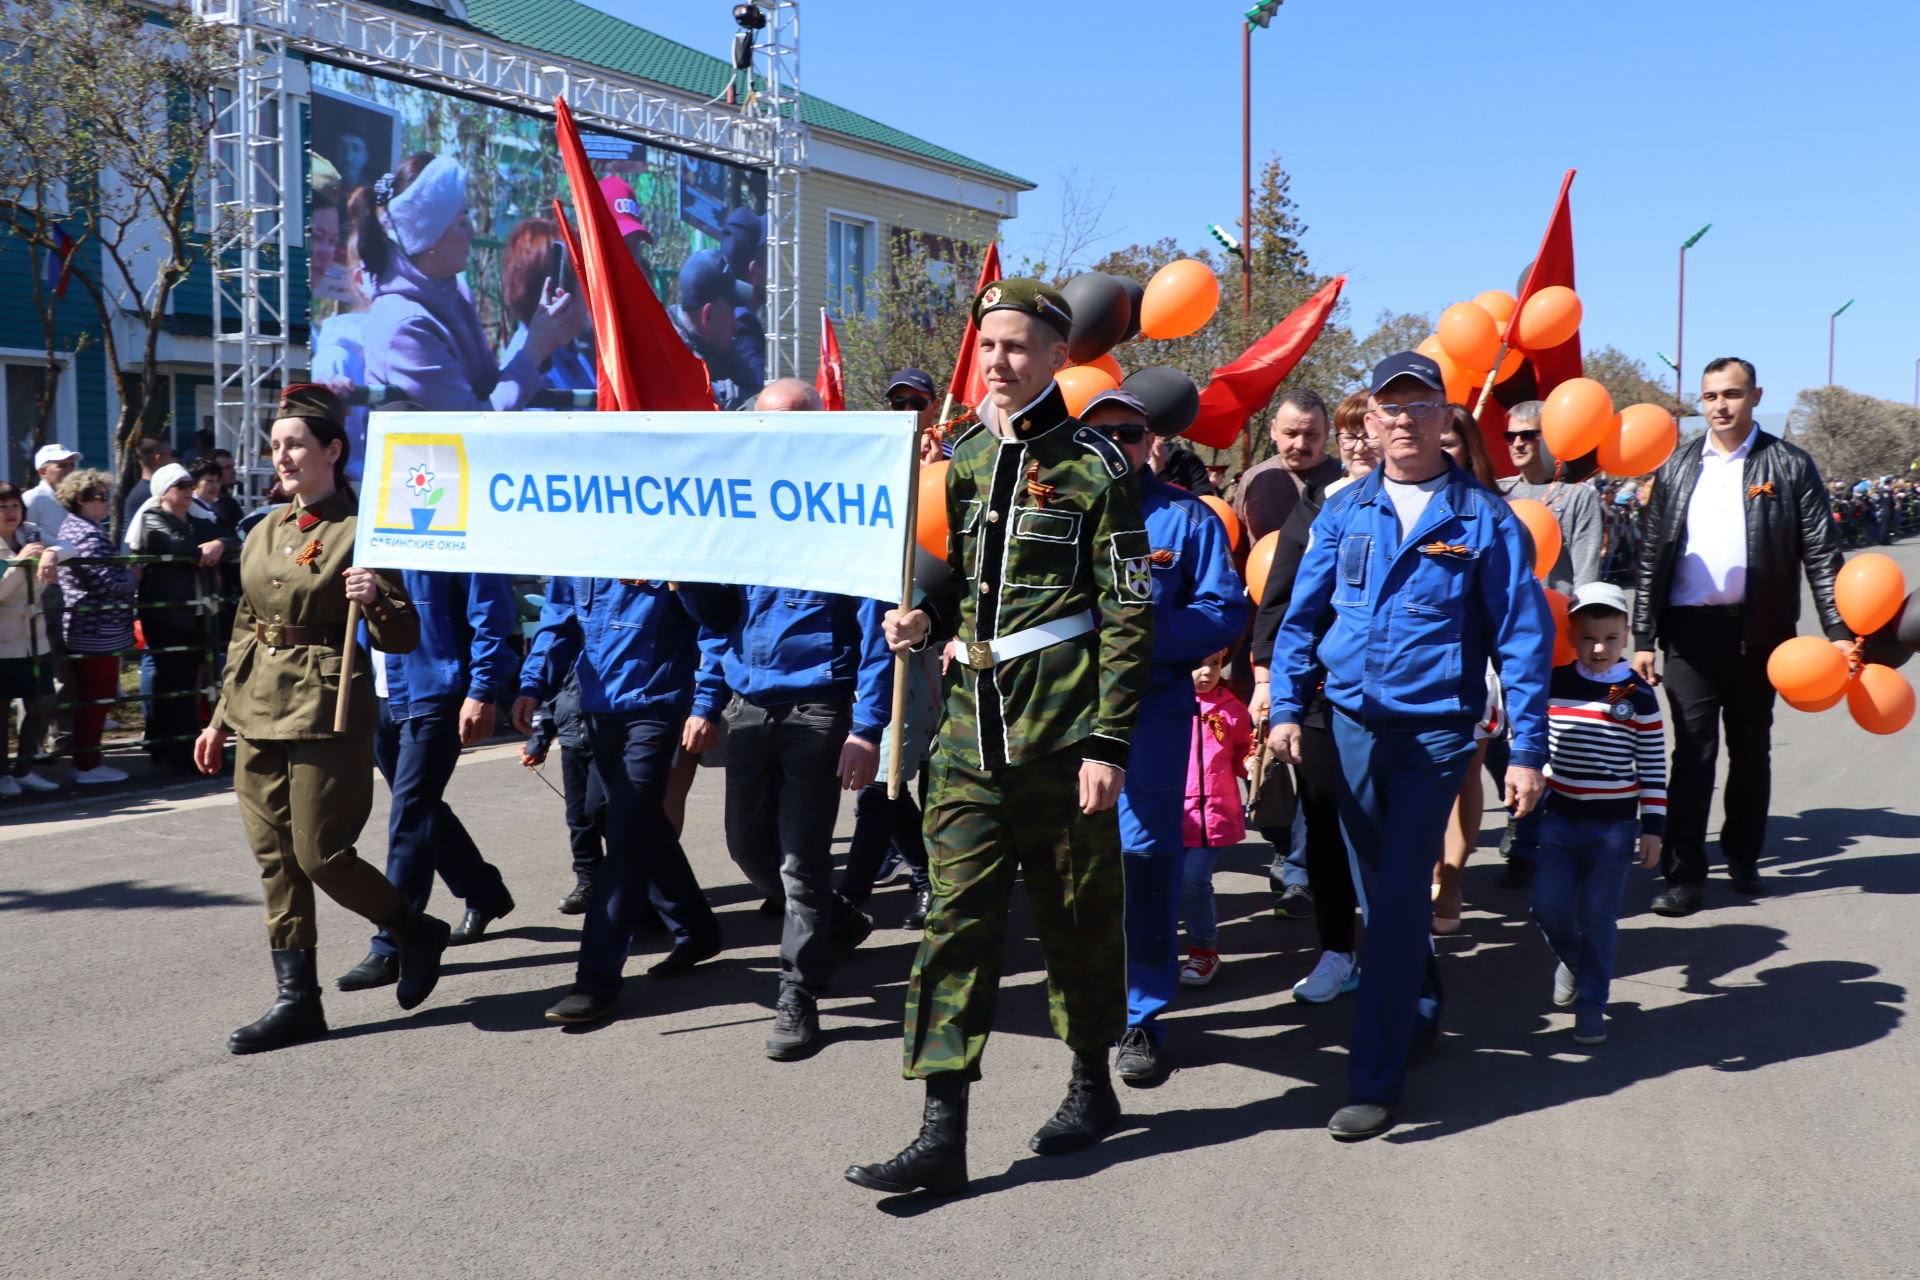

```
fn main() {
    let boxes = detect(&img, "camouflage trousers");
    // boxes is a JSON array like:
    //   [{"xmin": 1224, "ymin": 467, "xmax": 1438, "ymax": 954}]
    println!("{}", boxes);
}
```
[{"xmin": 902, "ymin": 745, "xmax": 1127, "ymax": 1080}]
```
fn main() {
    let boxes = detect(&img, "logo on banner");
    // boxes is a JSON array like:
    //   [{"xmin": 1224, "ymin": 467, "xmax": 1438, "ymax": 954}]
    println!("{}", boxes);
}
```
[{"xmin": 374, "ymin": 433, "xmax": 469, "ymax": 541}]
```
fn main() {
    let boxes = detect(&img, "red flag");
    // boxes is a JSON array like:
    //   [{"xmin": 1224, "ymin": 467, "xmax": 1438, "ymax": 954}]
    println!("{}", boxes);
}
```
[
  {"xmin": 552, "ymin": 96, "xmax": 714, "ymax": 412},
  {"xmin": 944, "ymin": 241, "xmax": 1002, "ymax": 412},
  {"xmin": 815, "ymin": 308, "xmax": 846, "ymax": 411},
  {"xmin": 1482, "ymin": 169, "xmax": 1582, "ymax": 473},
  {"xmin": 1183, "ymin": 276, "xmax": 1346, "ymax": 450}
]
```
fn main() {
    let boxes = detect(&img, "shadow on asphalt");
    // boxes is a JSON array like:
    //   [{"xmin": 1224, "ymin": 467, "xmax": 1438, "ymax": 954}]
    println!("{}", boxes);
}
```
[{"xmin": 0, "ymin": 879, "xmax": 255, "ymax": 912}]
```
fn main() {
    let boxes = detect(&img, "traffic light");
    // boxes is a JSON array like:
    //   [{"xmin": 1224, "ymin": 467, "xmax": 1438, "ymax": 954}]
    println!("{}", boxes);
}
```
[{"xmin": 1245, "ymin": 0, "xmax": 1282, "ymax": 30}]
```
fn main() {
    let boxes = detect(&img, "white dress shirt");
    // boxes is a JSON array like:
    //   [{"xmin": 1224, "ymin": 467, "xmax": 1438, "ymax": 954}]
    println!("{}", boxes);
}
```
[{"xmin": 1671, "ymin": 427, "xmax": 1757, "ymax": 606}]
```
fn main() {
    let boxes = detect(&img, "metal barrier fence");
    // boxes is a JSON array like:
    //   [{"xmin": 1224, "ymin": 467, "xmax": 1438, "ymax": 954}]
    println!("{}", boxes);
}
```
[{"xmin": 3, "ymin": 553, "xmax": 236, "ymax": 789}]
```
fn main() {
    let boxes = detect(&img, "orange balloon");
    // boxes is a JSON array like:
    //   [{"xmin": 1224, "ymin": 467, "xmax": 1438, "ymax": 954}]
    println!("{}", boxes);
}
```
[
  {"xmin": 1078, "ymin": 352, "xmax": 1124, "ymax": 383},
  {"xmin": 1540, "ymin": 377, "xmax": 1614, "ymax": 460},
  {"xmin": 1785, "ymin": 687, "xmax": 1846, "ymax": 713},
  {"xmin": 1847, "ymin": 663, "xmax": 1916, "ymax": 734},
  {"xmin": 1597, "ymin": 403, "xmax": 1679, "ymax": 476},
  {"xmin": 1835, "ymin": 552, "xmax": 1908, "ymax": 636},
  {"xmin": 1509, "ymin": 498, "xmax": 1562, "ymax": 581},
  {"xmin": 1766, "ymin": 634, "xmax": 1850, "ymax": 703},
  {"xmin": 1514, "ymin": 285, "xmax": 1582, "ymax": 351},
  {"xmin": 1245, "ymin": 530, "xmax": 1280, "ymax": 602},
  {"xmin": 1431, "ymin": 347, "xmax": 1477, "ymax": 406},
  {"xmin": 1541, "ymin": 587, "xmax": 1576, "ymax": 666},
  {"xmin": 1474, "ymin": 289, "xmax": 1518, "ymax": 327},
  {"xmin": 914, "ymin": 459, "xmax": 950, "ymax": 558},
  {"xmin": 1200, "ymin": 494, "xmax": 1243, "ymax": 552},
  {"xmin": 1056, "ymin": 364, "xmax": 1119, "ymax": 417},
  {"xmin": 1139, "ymin": 259, "xmax": 1220, "ymax": 340},
  {"xmin": 1492, "ymin": 344, "xmax": 1526, "ymax": 384},
  {"xmin": 1416, "ymin": 333, "xmax": 1445, "ymax": 360},
  {"xmin": 1438, "ymin": 302, "xmax": 1501, "ymax": 375}
]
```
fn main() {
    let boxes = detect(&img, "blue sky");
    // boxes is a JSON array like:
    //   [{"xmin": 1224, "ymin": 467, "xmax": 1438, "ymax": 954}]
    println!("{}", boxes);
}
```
[{"xmin": 612, "ymin": 0, "xmax": 1920, "ymax": 408}]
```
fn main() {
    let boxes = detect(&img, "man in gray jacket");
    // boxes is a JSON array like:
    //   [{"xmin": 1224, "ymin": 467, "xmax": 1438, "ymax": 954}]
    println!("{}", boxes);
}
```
[{"xmin": 1499, "ymin": 400, "xmax": 1604, "ymax": 592}]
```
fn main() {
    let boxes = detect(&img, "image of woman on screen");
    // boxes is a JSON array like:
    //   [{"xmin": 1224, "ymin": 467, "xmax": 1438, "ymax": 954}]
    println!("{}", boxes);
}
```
[
  {"xmin": 498, "ymin": 217, "xmax": 595, "ymax": 397},
  {"xmin": 359, "ymin": 153, "xmax": 585, "ymax": 412}
]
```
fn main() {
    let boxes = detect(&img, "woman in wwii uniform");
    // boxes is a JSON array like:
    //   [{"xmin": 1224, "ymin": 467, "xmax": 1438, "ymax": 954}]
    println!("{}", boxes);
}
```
[{"xmin": 194, "ymin": 385, "xmax": 452, "ymax": 1054}]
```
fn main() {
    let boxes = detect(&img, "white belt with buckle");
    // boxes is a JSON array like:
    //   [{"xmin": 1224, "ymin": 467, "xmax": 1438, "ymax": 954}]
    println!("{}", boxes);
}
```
[{"xmin": 946, "ymin": 610, "xmax": 1096, "ymax": 671}]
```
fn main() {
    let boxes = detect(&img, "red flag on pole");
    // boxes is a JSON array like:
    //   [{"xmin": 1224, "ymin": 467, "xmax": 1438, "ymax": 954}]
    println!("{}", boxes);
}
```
[
  {"xmin": 552, "ymin": 96, "xmax": 714, "ymax": 412},
  {"xmin": 815, "ymin": 308, "xmax": 846, "ymax": 411},
  {"xmin": 1482, "ymin": 169, "xmax": 1582, "ymax": 471},
  {"xmin": 944, "ymin": 241, "xmax": 1002, "ymax": 413},
  {"xmin": 1182, "ymin": 276, "xmax": 1346, "ymax": 450}
]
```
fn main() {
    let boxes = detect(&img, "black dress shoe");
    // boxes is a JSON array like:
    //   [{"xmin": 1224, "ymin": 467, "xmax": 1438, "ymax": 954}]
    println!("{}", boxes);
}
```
[
  {"xmin": 1328, "ymin": 1101, "xmax": 1394, "ymax": 1141},
  {"xmin": 230, "ymin": 949, "xmax": 329, "ymax": 1054},
  {"xmin": 758, "ymin": 897, "xmax": 786, "ymax": 918},
  {"xmin": 1727, "ymin": 870, "xmax": 1768, "ymax": 897},
  {"xmin": 449, "ymin": 892, "xmax": 515, "ymax": 945},
  {"xmin": 1650, "ymin": 884, "xmax": 1703, "ymax": 917},
  {"xmin": 647, "ymin": 937, "xmax": 721, "ymax": 978},
  {"xmin": 335, "ymin": 950, "xmax": 398, "ymax": 991},
  {"xmin": 845, "ymin": 1077, "xmax": 968, "ymax": 1195},
  {"xmin": 556, "ymin": 878, "xmax": 592, "ymax": 915},
  {"xmin": 377, "ymin": 906, "xmax": 453, "ymax": 1010},
  {"xmin": 1029, "ymin": 1051, "xmax": 1122, "ymax": 1155},
  {"xmin": 545, "ymin": 989, "xmax": 616, "ymax": 1024},
  {"xmin": 765, "ymin": 989, "xmax": 821, "ymax": 1061},
  {"xmin": 905, "ymin": 884, "xmax": 932, "ymax": 931}
]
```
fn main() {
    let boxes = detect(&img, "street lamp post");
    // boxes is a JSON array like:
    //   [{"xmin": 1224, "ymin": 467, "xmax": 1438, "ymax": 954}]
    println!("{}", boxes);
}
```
[
  {"xmin": 1828, "ymin": 298, "xmax": 1855, "ymax": 387},
  {"xmin": 1241, "ymin": 1, "xmax": 1282, "ymax": 320},
  {"xmin": 1675, "ymin": 222, "xmax": 1710, "ymax": 407}
]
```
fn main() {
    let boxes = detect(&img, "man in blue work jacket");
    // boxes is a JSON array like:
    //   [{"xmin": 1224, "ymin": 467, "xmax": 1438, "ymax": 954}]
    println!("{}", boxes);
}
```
[
  {"xmin": 1268, "ymin": 351, "xmax": 1551, "ymax": 1141},
  {"xmin": 687, "ymin": 377, "xmax": 893, "ymax": 1061},
  {"xmin": 512, "ymin": 578, "xmax": 725, "ymax": 1025},
  {"xmin": 1082, "ymin": 388, "xmax": 1248, "ymax": 1086},
  {"xmin": 336, "ymin": 570, "xmax": 520, "ymax": 992}
]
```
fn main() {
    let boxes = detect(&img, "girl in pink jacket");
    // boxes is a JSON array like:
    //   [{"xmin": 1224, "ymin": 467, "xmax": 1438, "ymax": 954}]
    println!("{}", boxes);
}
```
[{"xmin": 1179, "ymin": 651, "xmax": 1254, "ymax": 986}]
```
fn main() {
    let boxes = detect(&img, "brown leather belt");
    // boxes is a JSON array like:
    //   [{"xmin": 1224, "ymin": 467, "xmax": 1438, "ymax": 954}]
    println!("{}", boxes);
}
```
[{"xmin": 255, "ymin": 622, "xmax": 345, "ymax": 648}]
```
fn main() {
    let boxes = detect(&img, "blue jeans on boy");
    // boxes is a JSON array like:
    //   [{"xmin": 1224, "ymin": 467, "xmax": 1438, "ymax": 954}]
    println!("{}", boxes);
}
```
[
  {"xmin": 1120, "ymin": 719, "xmax": 1189, "ymax": 1042},
  {"xmin": 1182, "ymin": 846, "xmax": 1220, "ymax": 945},
  {"xmin": 1530, "ymin": 811, "xmax": 1639, "ymax": 1010}
]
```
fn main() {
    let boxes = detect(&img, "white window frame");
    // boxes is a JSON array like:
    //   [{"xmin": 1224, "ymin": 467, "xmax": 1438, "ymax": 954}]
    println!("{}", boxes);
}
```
[
  {"xmin": 0, "ymin": 346, "xmax": 81, "ymax": 479},
  {"xmin": 826, "ymin": 210, "xmax": 879, "ymax": 320}
]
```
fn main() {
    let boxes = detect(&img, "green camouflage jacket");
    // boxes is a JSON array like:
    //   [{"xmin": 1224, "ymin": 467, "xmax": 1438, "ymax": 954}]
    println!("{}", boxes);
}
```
[{"xmin": 922, "ymin": 381, "xmax": 1154, "ymax": 771}]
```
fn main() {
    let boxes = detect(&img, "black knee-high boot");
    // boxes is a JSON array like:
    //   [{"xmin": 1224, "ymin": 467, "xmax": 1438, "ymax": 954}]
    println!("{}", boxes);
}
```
[{"xmin": 228, "ymin": 948, "xmax": 328, "ymax": 1054}]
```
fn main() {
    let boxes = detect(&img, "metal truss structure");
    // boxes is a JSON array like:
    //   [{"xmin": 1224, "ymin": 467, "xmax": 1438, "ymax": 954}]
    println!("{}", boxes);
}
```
[{"xmin": 191, "ymin": 0, "xmax": 804, "ymax": 494}]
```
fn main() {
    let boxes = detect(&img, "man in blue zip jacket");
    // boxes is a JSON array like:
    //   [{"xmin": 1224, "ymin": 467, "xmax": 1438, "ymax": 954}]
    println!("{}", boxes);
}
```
[
  {"xmin": 1082, "ymin": 388, "xmax": 1248, "ymax": 1085},
  {"xmin": 512, "ymin": 577, "xmax": 725, "ymax": 1025},
  {"xmin": 1268, "ymin": 352, "xmax": 1551, "ymax": 1141},
  {"xmin": 687, "ymin": 378, "xmax": 894, "ymax": 1061},
  {"xmin": 336, "ymin": 570, "xmax": 520, "ymax": 992}
]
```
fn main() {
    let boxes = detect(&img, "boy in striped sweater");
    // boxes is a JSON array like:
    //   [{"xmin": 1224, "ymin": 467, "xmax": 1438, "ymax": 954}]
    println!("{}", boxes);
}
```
[{"xmin": 1534, "ymin": 582, "xmax": 1665, "ymax": 1046}]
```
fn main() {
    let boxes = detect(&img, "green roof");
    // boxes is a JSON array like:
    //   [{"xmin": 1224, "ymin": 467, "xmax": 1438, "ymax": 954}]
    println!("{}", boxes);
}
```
[{"xmin": 370, "ymin": 0, "xmax": 1031, "ymax": 188}]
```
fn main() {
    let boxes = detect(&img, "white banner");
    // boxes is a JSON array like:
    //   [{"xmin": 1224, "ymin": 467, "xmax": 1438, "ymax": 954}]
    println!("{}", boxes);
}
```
[{"xmin": 353, "ymin": 411, "xmax": 916, "ymax": 600}]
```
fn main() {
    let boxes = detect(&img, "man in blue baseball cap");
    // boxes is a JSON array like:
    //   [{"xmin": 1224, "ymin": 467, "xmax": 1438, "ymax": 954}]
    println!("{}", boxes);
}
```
[
  {"xmin": 1265, "ymin": 351, "xmax": 1553, "ymax": 1141},
  {"xmin": 669, "ymin": 247, "xmax": 761, "ymax": 408}
]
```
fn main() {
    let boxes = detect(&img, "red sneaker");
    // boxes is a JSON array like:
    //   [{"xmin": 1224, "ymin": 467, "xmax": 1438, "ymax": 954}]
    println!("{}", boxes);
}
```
[{"xmin": 1179, "ymin": 947, "xmax": 1221, "ymax": 988}]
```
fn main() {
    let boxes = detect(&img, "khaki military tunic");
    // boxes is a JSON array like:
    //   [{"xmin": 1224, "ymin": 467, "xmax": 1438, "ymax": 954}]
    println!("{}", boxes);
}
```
[{"xmin": 214, "ymin": 490, "xmax": 418, "ymax": 949}]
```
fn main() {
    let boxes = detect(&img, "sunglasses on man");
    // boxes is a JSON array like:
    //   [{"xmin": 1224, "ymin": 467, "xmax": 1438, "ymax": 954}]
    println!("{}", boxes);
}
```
[
  {"xmin": 1099, "ymin": 423, "xmax": 1149, "ymax": 444},
  {"xmin": 1504, "ymin": 429, "xmax": 1541, "ymax": 442},
  {"xmin": 889, "ymin": 395, "xmax": 930, "ymax": 412}
]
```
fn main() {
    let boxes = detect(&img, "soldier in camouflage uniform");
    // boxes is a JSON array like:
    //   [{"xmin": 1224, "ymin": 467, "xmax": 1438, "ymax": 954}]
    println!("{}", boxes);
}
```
[{"xmin": 846, "ymin": 279, "xmax": 1154, "ymax": 1197}]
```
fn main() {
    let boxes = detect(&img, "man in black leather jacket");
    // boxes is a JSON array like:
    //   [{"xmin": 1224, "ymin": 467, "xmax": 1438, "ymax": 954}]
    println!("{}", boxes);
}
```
[{"xmin": 1630, "ymin": 356, "xmax": 1848, "ymax": 915}]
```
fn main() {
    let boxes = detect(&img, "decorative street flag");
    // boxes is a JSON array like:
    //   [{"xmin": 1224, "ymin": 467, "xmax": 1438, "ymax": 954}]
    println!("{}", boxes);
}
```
[
  {"xmin": 1481, "ymin": 169, "xmax": 1583, "ymax": 469},
  {"xmin": 816, "ymin": 308, "xmax": 846, "ymax": 411},
  {"xmin": 355, "ymin": 410, "xmax": 916, "ymax": 600},
  {"xmin": 944, "ymin": 241, "xmax": 1002, "ymax": 414},
  {"xmin": 1182, "ymin": 276, "xmax": 1346, "ymax": 450}
]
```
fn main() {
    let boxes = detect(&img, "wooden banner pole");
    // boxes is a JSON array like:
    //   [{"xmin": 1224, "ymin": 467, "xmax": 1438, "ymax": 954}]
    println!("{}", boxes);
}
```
[
  {"xmin": 333, "ymin": 600, "xmax": 362, "ymax": 733},
  {"xmin": 887, "ymin": 426, "xmax": 925, "ymax": 800}
]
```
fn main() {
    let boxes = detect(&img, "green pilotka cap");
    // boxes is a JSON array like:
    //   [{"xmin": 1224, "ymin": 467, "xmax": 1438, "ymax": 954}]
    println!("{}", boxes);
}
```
[
  {"xmin": 276, "ymin": 383, "xmax": 347, "ymax": 429},
  {"xmin": 972, "ymin": 277, "xmax": 1073, "ymax": 339}
]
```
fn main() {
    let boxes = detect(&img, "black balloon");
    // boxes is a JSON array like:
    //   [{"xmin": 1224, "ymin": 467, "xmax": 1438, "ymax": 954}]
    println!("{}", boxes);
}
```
[
  {"xmin": 1061, "ymin": 272, "xmax": 1131, "ymax": 364},
  {"xmin": 913, "ymin": 544, "xmax": 953, "ymax": 598},
  {"xmin": 1123, "ymin": 365, "xmax": 1201, "ymax": 438},
  {"xmin": 1116, "ymin": 276, "xmax": 1146, "ymax": 343},
  {"xmin": 1858, "ymin": 616, "xmax": 1913, "ymax": 670},
  {"xmin": 1895, "ymin": 588, "xmax": 1920, "ymax": 653}
]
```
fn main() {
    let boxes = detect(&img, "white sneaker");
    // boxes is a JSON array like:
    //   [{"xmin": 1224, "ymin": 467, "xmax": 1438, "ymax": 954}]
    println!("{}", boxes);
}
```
[
  {"xmin": 1553, "ymin": 962, "xmax": 1577, "ymax": 1008},
  {"xmin": 14, "ymin": 772, "xmax": 58, "ymax": 793},
  {"xmin": 73, "ymin": 765, "xmax": 129, "ymax": 785},
  {"xmin": 1293, "ymin": 950, "xmax": 1359, "ymax": 1003},
  {"xmin": 0, "ymin": 775, "xmax": 19, "ymax": 797}
]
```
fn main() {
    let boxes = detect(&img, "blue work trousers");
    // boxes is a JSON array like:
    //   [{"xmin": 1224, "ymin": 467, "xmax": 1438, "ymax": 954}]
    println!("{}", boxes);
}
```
[
  {"xmin": 370, "ymin": 700, "xmax": 509, "ymax": 957},
  {"xmin": 1120, "ymin": 718, "xmax": 1190, "ymax": 1040},
  {"xmin": 1331, "ymin": 712, "xmax": 1479, "ymax": 1105},
  {"xmin": 1530, "ymin": 812, "xmax": 1638, "ymax": 1010},
  {"xmin": 575, "ymin": 710, "xmax": 719, "ymax": 998}
]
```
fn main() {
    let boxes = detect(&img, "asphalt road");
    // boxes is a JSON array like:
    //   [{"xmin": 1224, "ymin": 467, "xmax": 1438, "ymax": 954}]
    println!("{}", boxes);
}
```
[{"xmin": 5, "ymin": 545, "xmax": 1918, "ymax": 1279}]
